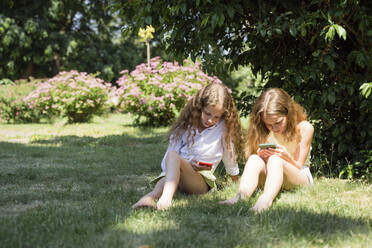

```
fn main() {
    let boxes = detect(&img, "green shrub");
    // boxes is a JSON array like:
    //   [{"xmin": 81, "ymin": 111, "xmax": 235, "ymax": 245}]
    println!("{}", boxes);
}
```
[
  {"xmin": 113, "ymin": 57, "xmax": 222, "ymax": 126},
  {"xmin": 25, "ymin": 71, "xmax": 113, "ymax": 123},
  {"xmin": 121, "ymin": 0, "xmax": 372, "ymax": 179},
  {"xmin": 0, "ymin": 78, "xmax": 14, "ymax": 85},
  {"xmin": 0, "ymin": 80, "xmax": 42, "ymax": 123},
  {"xmin": 231, "ymin": 1, "xmax": 372, "ymax": 179}
]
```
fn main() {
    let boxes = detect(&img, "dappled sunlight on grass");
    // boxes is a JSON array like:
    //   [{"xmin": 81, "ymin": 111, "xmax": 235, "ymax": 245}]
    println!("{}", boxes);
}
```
[
  {"xmin": 0, "ymin": 113, "xmax": 168, "ymax": 144},
  {"xmin": 116, "ymin": 213, "xmax": 180, "ymax": 234}
]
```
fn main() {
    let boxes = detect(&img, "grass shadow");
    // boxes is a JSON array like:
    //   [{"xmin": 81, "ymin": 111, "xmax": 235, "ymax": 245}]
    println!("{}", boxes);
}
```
[
  {"xmin": 101, "ymin": 195, "xmax": 372, "ymax": 248},
  {"xmin": 29, "ymin": 134, "xmax": 165, "ymax": 147},
  {"xmin": 0, "ymin": 132, "xmax": 168, "ymax": 247}
]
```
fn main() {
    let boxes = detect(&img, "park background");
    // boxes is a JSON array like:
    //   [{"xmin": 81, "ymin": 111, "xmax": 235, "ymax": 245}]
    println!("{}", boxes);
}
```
[{"xmin": 0, "ymin": 1, "xmax": 371, "ymax": 247}]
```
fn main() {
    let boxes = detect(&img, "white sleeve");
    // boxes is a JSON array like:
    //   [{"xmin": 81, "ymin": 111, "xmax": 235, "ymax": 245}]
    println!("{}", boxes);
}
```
[
  {"xmin": 222, "ymin": 140, "xmax": 239, "ymax": 176},
  {"xmin": 160, "ymin": 133, "xmax": 183, "ymax": 172}
]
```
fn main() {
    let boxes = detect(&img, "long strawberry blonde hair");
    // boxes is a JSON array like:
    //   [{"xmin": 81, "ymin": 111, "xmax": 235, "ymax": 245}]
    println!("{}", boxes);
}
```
[
  {"xmin": 168, "ymin": 82, "xmax": 244, "ymax": 160},
  {"xmin": 245, "ymin": 88, "xmax": 308, "ymax": 157}
]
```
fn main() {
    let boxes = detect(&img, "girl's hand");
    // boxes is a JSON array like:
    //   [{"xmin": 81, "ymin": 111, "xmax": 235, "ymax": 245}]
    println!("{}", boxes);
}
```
[
  {"xmin": 266, "ymin": 144, "xmax": 292, "ymax": 163},
  {"xmin": 257, "ymin": 148, "xmax": 270, "ymax": 163},
  {"xmin": 190, "ymin": 159, "xmax": 212, "ymax": 171},
  {"xmin": 257, "ymin": 144, "xmax": 291, "ymax": 163}
]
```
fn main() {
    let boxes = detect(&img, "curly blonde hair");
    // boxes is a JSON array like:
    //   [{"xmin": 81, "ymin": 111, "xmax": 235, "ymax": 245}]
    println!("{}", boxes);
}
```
[
  {"xmin": 245, "ymin": 88, "xmax": 308, "ymax": 157},
  {"xmin": 168, "ymin": 82, "xmax": 244, "ymax": 160}
]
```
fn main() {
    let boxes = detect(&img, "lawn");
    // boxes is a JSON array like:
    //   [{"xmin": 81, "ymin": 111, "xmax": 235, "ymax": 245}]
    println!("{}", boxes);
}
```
[{"xmin": 0, "ymin": 114, "xmax": 371, "ymax": 248}]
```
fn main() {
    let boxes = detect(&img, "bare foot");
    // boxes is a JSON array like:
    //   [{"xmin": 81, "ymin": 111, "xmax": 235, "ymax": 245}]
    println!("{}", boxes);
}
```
[
  {"xmin": 219, "ymin": 194, "xmax": 241, "ymax": 205},
  {"xmin": 250, "ymin": 195, "xmax": 272, "ymax": 213},
  {"xmin": 156, "ymin": 196, "xmax": 172, "ymax": 210},
  {"xmin": 132, "ymin": 195, "xmax": 156, "ymax": 209}
]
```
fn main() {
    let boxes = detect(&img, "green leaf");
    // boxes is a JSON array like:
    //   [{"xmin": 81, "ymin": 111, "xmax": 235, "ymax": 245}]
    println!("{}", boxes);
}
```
[
  {"xmin": 146, "ymin": 3, "xmax": 151, "ymax": 12},
  {"xmin": 332, "ymin": 127, "xmax": 339, "ymax": 137},
  {"xmin": 355, "ymin": 52, "xmax": 365, "ymax": 68},
  {"xmin": 347, "ymin": 85, "xmax": 354, "ymax": 95},
  {"xmin": 227, "ymin": 6, "xmax": 234, "ymax": 19},
  {"xmin": 274, "ymin": 28, "xmax": 282, "ymax": 35},
  {"xmin": 289, "ymin": 25, "xmax": 297, "ymax": 37},
  {"xmin": 295, "ymin": 76, "xmax": 302, "ymax": 85},
  {"xmin": 218, "ymin": 13, "xmax": 225, "ymax": 27},
  {"xmin": 324, "ymin": 56, "xmax": 335, "ymax": 71},
  {"xmin": 328, "ymin": 91, "xmax": 336, "ymax": 104},
  {"xmin": 312, "ymin": 50, "xmax": 321, "ymax": 57},
  {"xmin": 300, "ymin": 26, "xmax": 307, "ymax": 37},
  {"xmin": 334, "ymin": 24, "xmax": 346, "ymax": 40},
  {"xmin": 337, "ymin": 143, "xmax": 346, "ymax": 153},
  {"xmin": 3, "ymin": 21, "xmax": 9, "ymax": 29},
  {"xmin": 361, "ymin": 130, "xmax": 366, "ymax": 138},
  {"xmin": 211, "ymin": 14, "xmax": 218, "ymax": 29},
  {"xmin": 145, "ymin": 16, "xmax": 152, "ymax": 24},
  {"xmin": 360, "ymin": 83, "xmax": 372, "ymax": 98},
  {"xmin": 325, "ymin": 26, "xmax": 335, "ymax": 42},
  {"xmin": 201, "ymin": 15, "xmax": 210, "ymax": 27},
  {"xmin": 260, "ymin": 29, "xmax": 266, "ymax": 37},
  {"xmin": 180, "ymin": 3, "xmax": 186, "ymax": 14}
]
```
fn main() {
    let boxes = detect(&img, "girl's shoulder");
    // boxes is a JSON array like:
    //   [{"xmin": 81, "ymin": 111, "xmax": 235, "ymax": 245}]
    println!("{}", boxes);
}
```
[{"xmin": 298, "ymin": 120, "xmax": 314, "ymax": 137}]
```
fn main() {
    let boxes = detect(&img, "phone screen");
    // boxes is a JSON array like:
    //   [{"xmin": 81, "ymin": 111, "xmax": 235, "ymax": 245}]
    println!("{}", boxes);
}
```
[
  {"xmin": 258, "ymin": 143, "xmax": 277, "ymax": 149},
  {"xmin": 199, "ymin": 161, "xmax": 213, "ymax": 167}
]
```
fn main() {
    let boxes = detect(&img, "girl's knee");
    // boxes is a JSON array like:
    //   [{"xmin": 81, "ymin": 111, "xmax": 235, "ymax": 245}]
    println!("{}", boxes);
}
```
[
  {"xmin": 267, "ymin": 154, "xmax": 283, "ymax": 164},
  {"xmin": 247, "ymin": 154, "xmax": 264, "ymax": 165},
  {"xmin": 165, "ymin": 151, "xmax": 180, "ymax": 162},
  {"xmin": 267, "ymin": 155, "xmax": 284, "ymax": 169},
  {"xmin": 245, "ymin": 154, "xmax": 265, "ymax": 170},
  {"xmin": 164, "ymin": 151, "xmax": 181, "ymax": 169}
]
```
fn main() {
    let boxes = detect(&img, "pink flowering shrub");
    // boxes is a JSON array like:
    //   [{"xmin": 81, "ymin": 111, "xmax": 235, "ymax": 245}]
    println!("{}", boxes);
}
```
[
  {"xmin": 0, "ymin": 98, "xmax": 42, "ymax": 123},
  {"xmin": 113, "ymin": 57, "xmax": 223, "ymax": 126},
  {"xmin": 25, "ymin": 71, "xmax": 113, "ymax": 123},
  {"xmin": 0, "ymin": 80, "xmax": 42, "ymax": 123}
]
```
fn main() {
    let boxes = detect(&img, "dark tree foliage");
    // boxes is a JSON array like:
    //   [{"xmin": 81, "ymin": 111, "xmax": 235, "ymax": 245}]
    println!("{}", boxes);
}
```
[
  {"xmin": 0, "ymin": 0, "xmax": 145, "ymax": 82},
  {"xmin": 113, "ymin": 0, "xmax": 372, "ymax": 178}
]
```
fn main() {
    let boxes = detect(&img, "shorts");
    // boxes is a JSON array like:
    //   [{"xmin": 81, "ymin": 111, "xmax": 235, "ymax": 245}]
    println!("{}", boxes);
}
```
[
  {"xmin": 150, "ymin": 170, "xmax": 217, "ymax": 189},
  {"xmin": 302, "ymin": 166, "xmax": 313, "ymax": 185}
]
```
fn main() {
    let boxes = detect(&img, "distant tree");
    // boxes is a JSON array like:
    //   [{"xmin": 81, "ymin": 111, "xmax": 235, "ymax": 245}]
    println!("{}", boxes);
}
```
[
  {"xmin": 113, "ymin": 0, "xmax": 372, "ymax": 178},
  {"xmin": 0, "ymin": 0, "xmax": 144, "ymax": 82}
]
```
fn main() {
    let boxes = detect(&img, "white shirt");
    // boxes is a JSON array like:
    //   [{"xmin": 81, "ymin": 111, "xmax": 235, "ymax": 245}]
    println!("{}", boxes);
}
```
[{"xmin": 161, "ymin": 120, "xmax": 239, "ymax": 176}]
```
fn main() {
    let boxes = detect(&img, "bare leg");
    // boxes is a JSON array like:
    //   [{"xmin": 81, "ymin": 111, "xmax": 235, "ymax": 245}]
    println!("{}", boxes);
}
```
[
  {"xmin": 219, "ymin": 155, "xmax": 266, "ymax": 205},
  {"xmin": 251, "ymin": 155, "xmax": 309, "ymax": 213},
  {"xmin": 132, "ymin": 177, "xmax": 165, "ymax": 209},
  {"xmin": 157, "ymin": 151, "xmax": 208, "ymax": 210}
]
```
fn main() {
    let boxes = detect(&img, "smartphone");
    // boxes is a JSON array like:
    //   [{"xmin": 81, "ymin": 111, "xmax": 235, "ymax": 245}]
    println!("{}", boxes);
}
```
[
  {"xmin": 258, "ymin": 143, "xmax": 277, "ymax": 149},
  {"xmin": 198, "ymin": 161, "xmax": 213, "ymax": 167}
]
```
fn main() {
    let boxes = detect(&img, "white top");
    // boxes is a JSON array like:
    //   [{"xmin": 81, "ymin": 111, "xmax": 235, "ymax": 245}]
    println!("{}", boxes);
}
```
[
  {"xmin": 267, "ymin": 131, "xmax": 311, "ymax": 167},
  {"xmin": 161, "ymin": 120, "xmax": 239, "ymax": 176}
]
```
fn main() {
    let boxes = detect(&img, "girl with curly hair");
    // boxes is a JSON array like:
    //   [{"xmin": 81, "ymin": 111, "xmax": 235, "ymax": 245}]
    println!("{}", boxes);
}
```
[
  {"xmin": 132, "ymin": 82, "xmax": 243, "ymax": 210},
  {"xmin": 220, "ymin": 88, "xmax": 314, "ymax": 213}
]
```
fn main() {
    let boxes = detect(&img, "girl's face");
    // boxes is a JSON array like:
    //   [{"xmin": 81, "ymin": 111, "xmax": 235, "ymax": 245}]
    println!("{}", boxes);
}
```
[
  {"xmin": 262, "ymin": 114, "xmax": 287, "ymax": 134},
  {"xmin": 200, "ymin": 104, "xmax": 224, "ymax": 129}
]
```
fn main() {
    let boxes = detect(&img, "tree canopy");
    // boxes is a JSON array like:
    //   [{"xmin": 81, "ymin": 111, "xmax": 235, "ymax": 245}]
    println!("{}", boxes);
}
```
[
  {"xmin": 114, "ymin": 0, "xmax": 372, "ymax": 178},
  {"xmin": 0, "ymin": 0, "xmax": 144, "ymax": 82}
]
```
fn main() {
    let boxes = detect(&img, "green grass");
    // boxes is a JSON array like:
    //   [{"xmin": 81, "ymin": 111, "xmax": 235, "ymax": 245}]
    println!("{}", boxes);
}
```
[{"xmin": 0, "ymin": 114, "xmax": 371, "ymax": 248}]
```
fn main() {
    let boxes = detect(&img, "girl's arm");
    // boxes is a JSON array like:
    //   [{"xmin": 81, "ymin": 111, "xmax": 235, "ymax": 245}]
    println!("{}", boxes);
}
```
[
  {"xmin": 222, "ymin": 141, "xmax": 240, "ymax": 181},
  {"xmin": 272, "ymin": 121, "xmax": 314, "ymax": 169},
  {"xmin": 160, "ymin": 133, "xmax": 184, "ymax": 172},
  {"xmin": 296, "ymin": 121, "xmax": 314, "ymax": 168}
]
